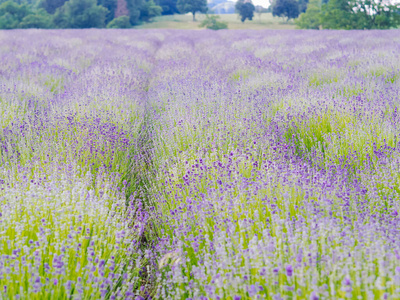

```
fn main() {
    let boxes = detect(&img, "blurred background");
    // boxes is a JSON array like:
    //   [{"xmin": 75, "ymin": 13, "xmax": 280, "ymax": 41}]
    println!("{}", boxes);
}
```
[{"xmin": 0, "ymin": 0, "xmax": 398, "ymax": 31}]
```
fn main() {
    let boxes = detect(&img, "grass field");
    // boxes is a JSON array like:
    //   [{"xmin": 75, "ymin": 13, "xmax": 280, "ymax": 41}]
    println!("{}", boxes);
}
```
[{"xmin": 134, "ymin": 13, "xmax": 296, "ymax": 29}]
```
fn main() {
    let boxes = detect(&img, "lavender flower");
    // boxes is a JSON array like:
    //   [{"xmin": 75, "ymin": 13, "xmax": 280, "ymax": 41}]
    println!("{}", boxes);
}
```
[{"xmin": 2, "ymin": 28, "xmax": 400, "ymax": 300}]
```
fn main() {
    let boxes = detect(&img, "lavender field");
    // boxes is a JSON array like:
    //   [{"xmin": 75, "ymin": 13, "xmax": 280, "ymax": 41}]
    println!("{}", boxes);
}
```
[{"xmin": 1, "ymin": 29, "xmax": 400, "ymax": 299}]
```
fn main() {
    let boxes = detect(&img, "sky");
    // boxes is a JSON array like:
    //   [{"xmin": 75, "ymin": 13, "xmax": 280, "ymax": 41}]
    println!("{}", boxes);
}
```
[{"xmin": 252, "ymin": 0, "xmax": 269, "ymax": 7}]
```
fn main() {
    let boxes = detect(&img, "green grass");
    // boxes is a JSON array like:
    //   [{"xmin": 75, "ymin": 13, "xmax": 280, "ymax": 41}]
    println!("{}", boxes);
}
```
[
  {"xmin": 309, "ymin": 74, "xmax": 339, "ymax": 87},
  {"xmin": 44, "ymin": 76, "xmax": 65, "ymax": 95},
  {"xmin": 134, "ymin": 13, "xmax": 296, "ymax": 30},
  {"xmin": 283, "ymin": 109, "xmax": 397, "ymax": 174},
  {"xmin": 0, "ymin": 163, "xmax": 144, "ymax": 299},
  {"xmin": 368, "ymin": 67, "xmax": 400, "ymax": 84}
]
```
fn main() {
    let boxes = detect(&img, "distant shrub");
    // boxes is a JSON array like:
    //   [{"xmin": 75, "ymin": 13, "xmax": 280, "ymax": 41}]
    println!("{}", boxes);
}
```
[
  {"xmin": 235, "ymin": 0, "xmax": 255, "ymax": 22},
  {"xmin": 296, "ymin": 0, "xmax": 321, "ymax": 29},
  {"xmin": 53, "ymin": 0, "xmax": 108, "ymax": 29},
  {"xmin": 272, "ymin": 0, "xmax": 299, "ymax": 22},
  {"xmin": 107, "ymin": 15, "xmax": 132, "ymax": 28},
  {"xmin": 19, "ymin": 10, "xmax": 54, "ymax": 29},
  {"xmin": 0, "ymin": 1, "xmax": 31, "ymax": 29},
  {"xmin": 199, "ymin": 15, "xmax": 227, "ymax": 30}
]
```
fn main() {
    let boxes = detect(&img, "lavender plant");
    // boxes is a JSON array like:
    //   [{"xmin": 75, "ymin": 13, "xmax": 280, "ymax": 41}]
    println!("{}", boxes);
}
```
[
  {"xmin": 1, "ymin": 29, "xmax": 400, "ymax": 300},
  {"xmin": 149, "ymin": 30, "xmax": 400, "ymax": 299},
  {"xmin": 0, "ymin": 30, "xmax": 159, "ymax": 299}
]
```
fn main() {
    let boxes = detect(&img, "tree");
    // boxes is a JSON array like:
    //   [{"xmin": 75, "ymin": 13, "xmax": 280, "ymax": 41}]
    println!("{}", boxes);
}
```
[
  {"xmin": 39, "ymin": 0, "xmax": 67, "ymax": 14},
  {"xmin": 0, "ymin": 1, "xmax": 32, "ymax": 29},
  {"xmin": 124, "ymin": 0, "xmax": 162, "ymax": 25},
  {"xmin": 140, "ymin": 0, "xmax": 162, "ymax": 21},
  {"xmin": 353, "ymin": 0, "xmax": 400, "ymax": 29},
  {"xmin": 272, "ymin": 0, "xmax": 299, "ymax": 22},
  {"xmin": 98, "ymin": 0, "xmax": 117, "ymax": 24},
  {"xmin": 19, "ymin": 8, "xmax": 53, "ymax": 28},
  {"xmin": 177, "ymin": 0, "xmax": 207, "ymax": 21},
  {"xmin": 235, "ymin": 0, "xmax": 255, "ymax": 22},
  {"xmin": 199, "ymin": 14, "xmax": 227, "ymax": 29},
  {"xmin": 0, "ymin": 0, "xmax": 32, "ymax": 4},
  {"xmin": 296, "ymin": 0, "xmax": 321, "ymax": 28},
  {"xmin": 53, "ymin": 0, "xmax": 109, "ymax": 28},
  {"xmin": 106, "ymin": 15, "xmax": 131, "ymax": 27},
  {"xmin": 53, "ymin": 5, "xmax": 69, "ymax": 28},
  {"xmin": 0, "ymin": 1, "xmax": 54, "ymax": 29},
  {"xmin": 298, "ymin": 0, "xmax": 309, "ymax": 12},
  {"xmin": 319, "ymin": 0, "xmax": 358, "ymax": 29},
  {"xmin": 158, "ymin": 0, "xmax": 179, "ymax": 15},
  {"xmin": 125, "ymin": 0, "xmax": 142, "ymax": 25},
  {"xmin": 296, "ymin": 0, "xmax": 400, "ymax": 29}
]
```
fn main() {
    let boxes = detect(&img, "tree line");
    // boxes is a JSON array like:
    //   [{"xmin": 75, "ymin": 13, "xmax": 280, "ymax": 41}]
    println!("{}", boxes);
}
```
[
  {"xmin": 270, "ymin": 0, "xmax": 400, "ymax": 29},
  {"xmin": 0, "ymin": 0, "xmax": 398, "ymax": 29},
  {"xmin": 0, "ymin": 0, "xmax": 234, "ymax": 29},
  {"xmin": 0, "ymin": 0, "xmax": 181, "ymax": 29}
]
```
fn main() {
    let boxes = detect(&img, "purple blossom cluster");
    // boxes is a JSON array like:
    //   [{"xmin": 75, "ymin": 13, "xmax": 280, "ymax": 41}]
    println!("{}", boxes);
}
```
[
  {"xmin": 1, "ymin": 29, "xmax": 400, "ymax": 299},
  {"xmin": 148, "ymin": 30, "xmax": 400, "ymax": 299},
  {"xmin": 0, "ymin": 30, "xmax": 158, "ymax": 299}
]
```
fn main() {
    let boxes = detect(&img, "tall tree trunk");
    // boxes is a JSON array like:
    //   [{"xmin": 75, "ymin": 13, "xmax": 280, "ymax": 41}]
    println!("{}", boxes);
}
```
[{"xmin": 193, "ymin": 12, "xmax": 196, "ymax": 21}]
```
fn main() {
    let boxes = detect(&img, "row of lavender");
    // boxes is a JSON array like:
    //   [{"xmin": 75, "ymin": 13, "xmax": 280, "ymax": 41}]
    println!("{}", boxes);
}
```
[
  {"xmin": 148, "ymin": 31, "xmax": 400, "ymax": 299},
  {"xmin": 1, "ymin": 29, "xmax": 400, "ymax": 299},
  {"xmin": 0, "ymin": 30, "xmax": 160, "ymax": 299}
]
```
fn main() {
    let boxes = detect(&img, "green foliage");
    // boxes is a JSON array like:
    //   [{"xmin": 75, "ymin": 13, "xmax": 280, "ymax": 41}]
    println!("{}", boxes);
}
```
[
  {"xmin": 116, "ymin": 0, "xmax": 162, "ymax": 25},
  {"xmin": 272, "ymin": 0, "xmax": 299, "ymax": 21},
  {"xmin": 199, "ymin": 14, "xmax": 227, "ymax": 30},
  {"xmin": 298, "ymin": 0, "xmax": 309, "ymax": 12},
  {"xmin": 52, "ymin": 4, "xmax": 69, "ymax": 27},
  {"xmin": 38, "ymin": 0, "xmax": 66, "ymax": 14},
  {"xmin": 158, "ymin": 0, "xmax": 178, "ymax": 15},
  {"xmin": 0, "ymin": 11, "xmax": 18, "ymax": 28},
  {"xmin": 54, "ymin": 0, "xmax": 109, "ymax": 28},
  {"xmin": 235, "ymin": 0, "xmax": 255, "ymax": 22},
  {"xmin": 295, "ymin": 0, "xmax": 320, "ymax": 29},
  {"xmin": 19, "ymin": 8, "xmax": 53, "ymax": 28},
  {"xmin": 283, "ymin": 108, "xmax": 397, "ymax": 177},
  {"xmin": 98, "ymin": 0, "xmax": 117, "ymax": 24},
  {"xmin": 140, "ymin": 0, "xmax": 162, "ymax": 21},
  {"xmin": 0, "ymin": 0, "xmax": 171, "ymax": 28},
  {"xmin": 296, "ymin": 0, "xmax": 400, "ymax": 29},
  {"xmin": 177, "ymin": 0, "xmax": 207, "ymax": 21},
  {"xmin": 320, "ymin": 0, "xmax": 357, "ymax": 29},
  {"xmin": 308, "ymin": 74, "xmax": 338, "ymax": 86},
  {"xmin": 0, "ymin": 0, "xmax": 52, "ymax": 29},
  {"xmin": 354, "ymin": 0, "xmax": 400, "ymax": 29},
  {"xmin": 284, "ymin": 111, "xmax": 353, "ymax": 158},
  {"xmin": 0, "ymin": 0, "xmax": 33, "ymax": 4},
  {"xmin": 126, "ymin": 0, "xmax": 142, "ymax": 25},
  {"xmin": 106, "ymin": 15, "xmax": 131, "ymax": 27},
  {"xmin": 0, "ymin": 1, "xmax": 31, "ymax": 29}
]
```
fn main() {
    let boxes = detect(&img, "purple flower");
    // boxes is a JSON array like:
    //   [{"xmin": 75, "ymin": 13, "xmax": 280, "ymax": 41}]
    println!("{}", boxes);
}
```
[
  {"xmin": 310, "ymin": 292, "xmax": 319, "ymax": 300},
  {"xmin": 248, "ymin": 285, "xmax": 259, "ymax": 297},
  {"xmin": 343, "ymin": 276, "xmax": 352, "ymax": 286},
  {"xmin": 286, "ymin": 265, "xmax": 293, "ymax": 277}
]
